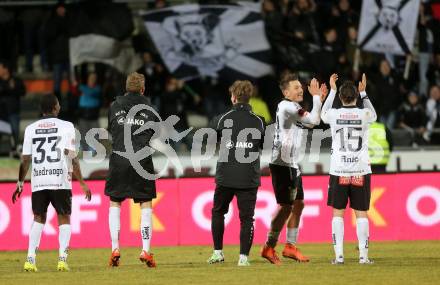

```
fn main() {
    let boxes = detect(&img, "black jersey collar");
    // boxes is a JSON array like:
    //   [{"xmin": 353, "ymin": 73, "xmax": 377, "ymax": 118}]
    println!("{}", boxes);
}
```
[
  {"xmin": 126, "ymin": 92, "xmax": 142, "ymax": 97},
  {"xmin": 341, "ymin": 105, "xmax": 357, "ymax": 108},
  {"xmin": 232, "ymin": 103, "xmax": 252, "ymax": 111}
]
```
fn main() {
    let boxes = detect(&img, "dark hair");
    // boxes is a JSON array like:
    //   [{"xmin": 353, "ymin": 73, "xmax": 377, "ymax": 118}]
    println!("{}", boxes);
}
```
[
  {"xmin": 339, "ymin": 81, "xmax": 358, "ymax": 104},
  {"xmin": 279, "ymin": 71, "xmax": 299, "ymax": 91},
  {"xmin": 0, "ymin": 59, "xmax": 11, "ymax": 71},
  {"xmin": 41, "ymin": 94, "xmax": 59, "ymax": 114},
  {"xmin": 229, "ymin": 80, "xmax": 254, "ymax": 103}
]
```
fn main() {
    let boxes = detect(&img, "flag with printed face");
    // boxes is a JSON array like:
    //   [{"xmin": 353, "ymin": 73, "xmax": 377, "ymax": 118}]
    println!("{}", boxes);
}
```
[
  {"xmin": 141, "ymin": 4, "xmax": 273, "ymax": 80},
  {"xmin": 357, "ymin": 0, "xmax": 420, "ymax": 55}
]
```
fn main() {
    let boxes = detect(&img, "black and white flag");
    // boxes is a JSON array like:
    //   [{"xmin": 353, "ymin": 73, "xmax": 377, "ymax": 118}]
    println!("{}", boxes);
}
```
[
  {"xmin": 68, "ymin": 3, "xmax": 142, "ymax": 74},
  {"xmin": 357, "ymin": 0, "xmax": 420, "ymax": 55},
  {"xmin": 141, "ymin": 4, "xmax": 273, "ymax": 80}
]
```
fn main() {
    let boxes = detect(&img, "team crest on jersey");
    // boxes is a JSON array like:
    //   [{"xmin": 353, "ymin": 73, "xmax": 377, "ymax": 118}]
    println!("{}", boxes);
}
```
[{"xmin": 226, "ymin": 141, "xmax": 234, "ymax": 149}]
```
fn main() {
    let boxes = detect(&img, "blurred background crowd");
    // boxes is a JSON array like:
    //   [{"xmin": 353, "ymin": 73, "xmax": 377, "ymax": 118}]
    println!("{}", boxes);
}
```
[{"xmin": 0, "ymin": 0, "xmax": 440, "ymax": 157}]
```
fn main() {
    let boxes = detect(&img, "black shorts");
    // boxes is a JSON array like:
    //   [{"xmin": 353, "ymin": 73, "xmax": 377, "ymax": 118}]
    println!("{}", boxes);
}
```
[
  {"xmin": 110, "ymin": 196, "xmax": 151, "ymax": 204},
  {"xmin": 32, "ymin": 190, "xmax": 72, "ymax": 216},
  {"xmin": 269, "ymin": 164, "xmax": 303, "ymax": 205},
  {"xmin": 327, "ymin": 174, "xmax": 371, "ymax": 211}
]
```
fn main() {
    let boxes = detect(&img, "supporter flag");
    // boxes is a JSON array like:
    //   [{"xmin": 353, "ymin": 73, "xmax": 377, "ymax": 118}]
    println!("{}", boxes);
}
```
[
  {"xmin": 0, "ymin": 120, "xmax": 11, "ymax": 135},
  {"xmin": 357, "ymin": 0, "xmax": 420, "ymax": 55},
  {"xmin": 141, "ymin": 3, "xmax": 273, "ymax": 80},
  {"xmin": 68, "ymin": 3, "xmax": 142, "ymax": 74}
]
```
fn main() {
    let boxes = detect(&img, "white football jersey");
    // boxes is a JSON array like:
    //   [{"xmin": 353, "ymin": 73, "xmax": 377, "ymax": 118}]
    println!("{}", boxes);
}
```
[
  {"xmin": 22, "ymin": 117, "xmax": 76, "ymax": 192},
  {"xmin": 271, "ymin": 96, "xmax": 322, "ymax": 168},
  {"xmin": 321, "ymin": 90, "xmax": 377, "ymax": 176}
]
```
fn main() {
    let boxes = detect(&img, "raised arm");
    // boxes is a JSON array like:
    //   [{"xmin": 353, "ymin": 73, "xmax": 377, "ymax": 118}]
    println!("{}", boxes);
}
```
[
  {"xmin": 299, "ymin": 78, "xmax": 324, "ymax": 125},
  {"xmin": 358, "ymin": 74, "xmax": 377, "ymax": 123},
  {"xmin": 321, "ymin": 73, "xmax": 338, "ymax": 124}
]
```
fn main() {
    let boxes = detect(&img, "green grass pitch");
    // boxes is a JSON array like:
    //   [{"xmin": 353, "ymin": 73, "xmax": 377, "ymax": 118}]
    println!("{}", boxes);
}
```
[{"xmin": 1, "ymin": 241, "xmax": 439, "ymax": 285}]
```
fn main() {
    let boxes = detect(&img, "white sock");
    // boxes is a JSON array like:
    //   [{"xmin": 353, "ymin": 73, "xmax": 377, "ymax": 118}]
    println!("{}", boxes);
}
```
[
  {"xmin": 27, "ymin": 222, "xmax": 44, "ymax": 262},
  {"xmin": 215, "ymin": 249, "xmax": 223, "ymax": 256},
  {"xmin": 286, "ymin": 227, "xmax": 299, "ymax": 245},
  {"xmin": 141, "ymin": 208, "xmax": 153, "ymax": 252},
  {"xmin": 59, "ymin": 224, "xmax": 71, "ymax": 260},
  {"xmin": 356, "ymin": 218, "xmax": 369, "ymax": 260},
  {"xmin": 109, "ymin": 207, "xmax": 121, "ymax": 251},
  {"xmin": 332, "ymin": 217, "xmax": 344, "ymax": 261}
]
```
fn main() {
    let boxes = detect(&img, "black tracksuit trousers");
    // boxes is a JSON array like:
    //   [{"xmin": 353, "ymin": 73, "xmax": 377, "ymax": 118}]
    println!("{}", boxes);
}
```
[{"xmin": 211, "ymin": 184, "xmax": 258, "ymax": 255}]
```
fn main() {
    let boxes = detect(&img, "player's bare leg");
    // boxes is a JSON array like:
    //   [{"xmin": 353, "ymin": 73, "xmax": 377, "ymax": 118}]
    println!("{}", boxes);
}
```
[
  {"xmin": 354, "ymin": 210, "xmax": 373, "ymax": 264},
  {"xmin": 108, "ymin": 201, "xmax": 121, "ymax": 267},
  {"xmin": 261, "ymin": 204, "xmax": 292, "ymax": 265},
  {"xmin": 331, "ymin": 208, "xmax": 345, "ymax": 264},
  {"xmin": 139, "ymin": 201, "xmax": 156, "ymax": 268},
  {"xmin": 57, "ymin": 214, "xmax": 71, "ymax": 271},
  {"xmin": 24, "ymin": 214, "xmax": 46, "ymax": 272},
  {"xmin": 283, "ymin": 200, "xmax": 309, "ymax": 262}
]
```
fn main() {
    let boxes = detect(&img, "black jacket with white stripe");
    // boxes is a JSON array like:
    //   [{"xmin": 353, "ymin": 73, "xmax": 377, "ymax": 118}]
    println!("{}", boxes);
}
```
[{"xmin": 210, "ymin": 103, "xmax": 266, "ymax": 189}]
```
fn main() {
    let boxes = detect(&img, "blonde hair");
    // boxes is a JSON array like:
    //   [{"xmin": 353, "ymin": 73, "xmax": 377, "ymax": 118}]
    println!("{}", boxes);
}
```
[
  {"xmin": 126, "ymin": 72, "xmax": 145, "ymax": 93},
  {"xmin": 229, "ymin": 80, "xmax": 254, "ymax": 103}
]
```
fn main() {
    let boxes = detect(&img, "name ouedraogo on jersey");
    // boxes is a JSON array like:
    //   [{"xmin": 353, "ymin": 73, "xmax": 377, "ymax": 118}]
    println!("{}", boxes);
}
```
[{"xmin": 22, "ymin": 117, "xmax": 76, "ymax": 192}]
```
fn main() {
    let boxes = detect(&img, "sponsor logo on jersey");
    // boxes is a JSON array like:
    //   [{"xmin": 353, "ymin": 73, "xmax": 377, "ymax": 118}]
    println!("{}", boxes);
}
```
[
  {"xmin": 126, "ymin": 118, "xmax": 145, "ymax": 126},
  {"xmin": 225, "ymin": 141, "xmax": 253, "ymax": 149},
  {"xmin": 37, "ymin": 122, "xmax": 56, "ymax": 128},
  {"xmin": 336, "ymin": 119, "xmax": 362, "ymax": 125},
  {"xmin": 117, "ymin": 116, "xmax": 125, "ymax": 125},
  {"xmin": 340, "ymin": 114, "xmax": 359, "ymax": 119},
  {"xmin": 35, "ymin": 128, "xmax": 58, "ymax": 134}
]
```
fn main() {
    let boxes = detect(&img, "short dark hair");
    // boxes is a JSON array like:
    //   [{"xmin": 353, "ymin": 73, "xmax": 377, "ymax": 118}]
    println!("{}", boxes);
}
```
[
  {"xmin": 339, "ymin": 81, "xmax": 358, "ymax": 104},
  {"xmin": 279, "ymin": 71, "xmax": 299, "ymax": 91},
  {"xmin": 229, "ymin": 80, "xmax": 254, "ymax": 103},
  {"xmin": 0, "ymin": 59, "xmax": 11, "ymax": 71},
  {"xmin": 41, "ymin": 94, "xmax": 59, "ymax": 114}
]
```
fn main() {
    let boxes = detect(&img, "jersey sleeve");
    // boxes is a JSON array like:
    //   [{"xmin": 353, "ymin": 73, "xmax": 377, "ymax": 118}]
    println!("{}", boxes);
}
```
[
  {"xmin": 361, "ymin": 91, "xmax": 377, "ymax": 123},
  {"xmin": 321, "ymin": 89, "xmax": 336, "ymax": 124},
  {"xmin": 64, "ymin": 123, "xmax": 76, "ymax": 152},
  {"xmin": 293, "ymin": 95, "xmax": 322, "ymax": 125},
  {"xmin": 22, "ymin": 126, "xmax": 32, "ymax": 155}
]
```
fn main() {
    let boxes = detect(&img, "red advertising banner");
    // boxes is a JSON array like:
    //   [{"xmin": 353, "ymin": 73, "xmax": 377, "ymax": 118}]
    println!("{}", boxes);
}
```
[{"xmin": 0, "ymin": 173, "xmax": 439, "ymax": 250}]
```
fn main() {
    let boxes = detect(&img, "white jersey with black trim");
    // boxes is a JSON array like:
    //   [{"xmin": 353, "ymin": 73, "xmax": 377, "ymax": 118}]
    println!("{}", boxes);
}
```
[
  {"xmin": 22, "ymin": 117, "xmax": 76, "ymax": 192},
  {"xmin": 271, "ymin": 95, "xmax": 322, "ymax": 168},
  {"xmin": 321, "ymin": 90, "xmax": 377, "ymax": 176}
]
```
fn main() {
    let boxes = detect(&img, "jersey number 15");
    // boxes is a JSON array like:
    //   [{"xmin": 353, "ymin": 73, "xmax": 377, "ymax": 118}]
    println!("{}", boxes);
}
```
[{"xmin": 336, "ymin": 127, "xmax": 362, "ymax": 152}]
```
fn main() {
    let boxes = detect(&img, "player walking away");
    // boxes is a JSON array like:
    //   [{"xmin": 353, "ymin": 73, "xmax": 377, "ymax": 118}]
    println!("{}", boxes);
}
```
[
  {"xmin": 261, "ymin": 72, "xmax": 328, "ymax": 265},
  {"xmin": 12, "ymin": 94, "xmax": 92, "ymax": 272},
  {"xmin": 207, "ymin": 80, "xmax": 265, "ymax": 266},
  {"xmin": 321, "ymin": 74, "xmax": 377, "ymax": 264},
  {"xmin": 106, "ymin": 72, "xmax": 159, "ymax": 268}
]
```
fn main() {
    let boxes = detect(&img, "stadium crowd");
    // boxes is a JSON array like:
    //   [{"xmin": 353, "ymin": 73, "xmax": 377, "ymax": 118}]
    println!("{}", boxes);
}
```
[{"xmin": 0, "ymin": 0, "xmax": 440, "ymax": 155}]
